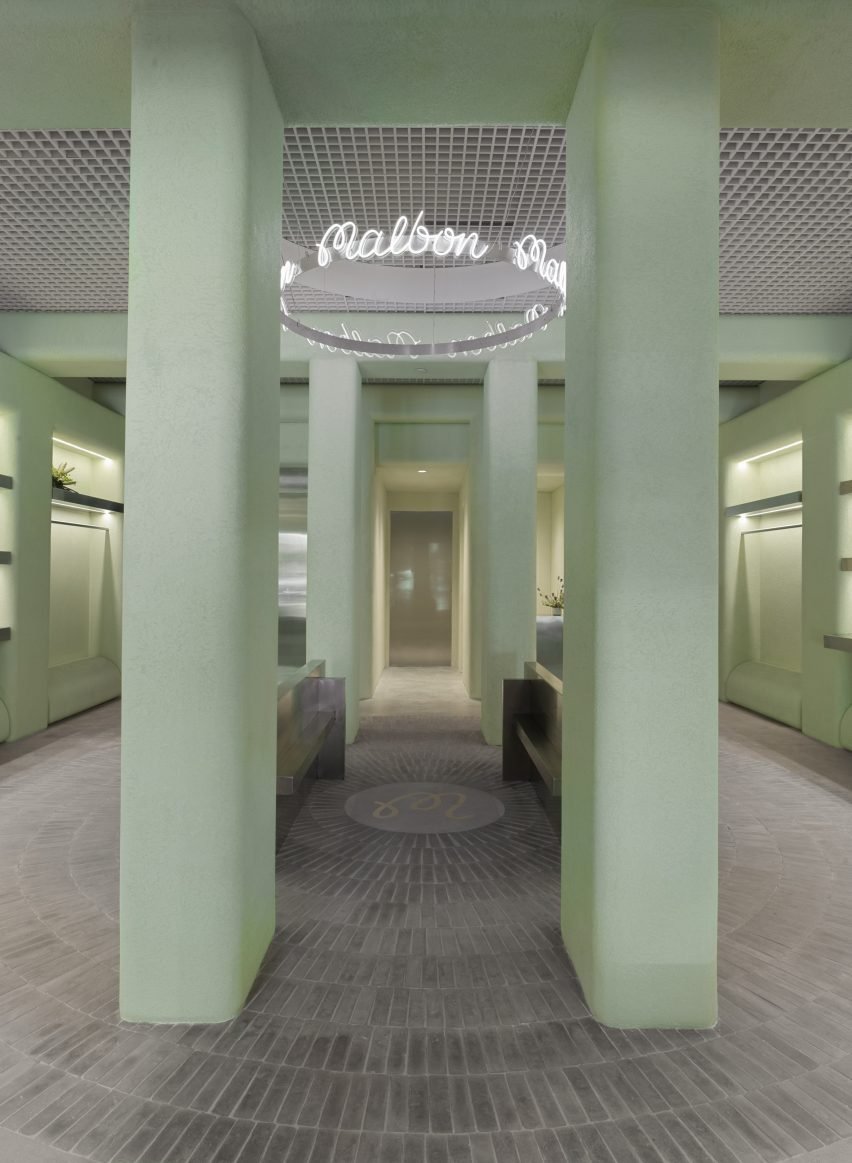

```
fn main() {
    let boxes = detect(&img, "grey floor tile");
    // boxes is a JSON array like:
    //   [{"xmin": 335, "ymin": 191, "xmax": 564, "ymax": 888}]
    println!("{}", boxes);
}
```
[{"xmin": 0, "ymin": 690, "xmax": 850, "ymax": 1163}]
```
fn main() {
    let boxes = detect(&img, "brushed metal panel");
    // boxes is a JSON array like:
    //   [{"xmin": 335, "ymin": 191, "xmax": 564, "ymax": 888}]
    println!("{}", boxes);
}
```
[
  {"xmin": 389, "ymin": 510, "xmax": 453, "ymax": 667},
  {"xmin": 278, "ymin": 466, "xmax": 307, "ymax": 668}
]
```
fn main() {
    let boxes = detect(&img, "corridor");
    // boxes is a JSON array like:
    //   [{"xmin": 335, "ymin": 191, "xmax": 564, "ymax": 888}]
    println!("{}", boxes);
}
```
[{"xmin": 0, "ymin": 685, "xmax": 851, "ymax": 1162}]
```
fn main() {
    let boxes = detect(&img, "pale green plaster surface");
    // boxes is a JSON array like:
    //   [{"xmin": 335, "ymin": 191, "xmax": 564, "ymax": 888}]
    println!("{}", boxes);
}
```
[
  {"xmin": 1, "ymin": 0, "xmax": 852, "ymax": 128},
  {"xmin": 376, "ymin": 422, "xmax": 469, "ymax": 465},
  {"xmin": 119, "ymin": 2, "xmax": 282, "ymax": 1023},
  {"xmin": 3, "ymin": 311, "xmax": 852, "ymax": 388},
  {"xmin": 720, "ymin": 362, "xmax": 852, "ymax": 747},
  {"xmin": 562, "ymin": 9, "xmax": 719, "ymax": 1029},
  {"xmin": 306, "ymin": 358, "xmax": 363, "ymax": 741},
  {"xmin": 0, "ymin": 353, "xmax": 123, "ymax": 741},
  {"xmin": 718, "ymin": 316, "xmax": 852, "ymax": 382},
  {"xmin": 480, "ymin": 361, "xmax": 537, "ymax": 745}
]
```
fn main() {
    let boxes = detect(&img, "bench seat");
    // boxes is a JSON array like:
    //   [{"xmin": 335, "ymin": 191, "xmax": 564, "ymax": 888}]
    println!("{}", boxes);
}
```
[
  {"xmin": 47, "ymin": 657, "xmax": 121, "ymax": 724},
  {"xmin": 725, "ymin": 661, "xmax": 802, "ymax": 729}
]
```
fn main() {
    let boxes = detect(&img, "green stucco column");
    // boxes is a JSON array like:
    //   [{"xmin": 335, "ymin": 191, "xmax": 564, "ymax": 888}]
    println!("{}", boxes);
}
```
[
  {"xmin": 306, "ymin": 358, "xmax": 363, "ymax": 742},
  {"xmin": 120, "ymin": 1, "xmax": 283, "ymax": 1023},
  {"xmin": 480, "ymin": 360, "xmax": 537, "ymax": 745},
  {"xmin": 562, "ymin": 10, "xmax": 719, "ymax": 1028},
  {"xmin": 802, "ymin": 388, "xmax": 852, "ymax": 744}
]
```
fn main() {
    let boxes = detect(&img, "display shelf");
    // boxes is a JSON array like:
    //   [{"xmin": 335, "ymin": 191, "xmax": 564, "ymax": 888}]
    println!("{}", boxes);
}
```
[
  {"xmin": 0, "ymin": 628, "xmax": 10, "ymax": 642},
  {"xmin": 0, "ymin": 475, "xmax": 11, "ymax": 490},
  {"xmin": 0, "ymin": 552, "xmax": 11, "ymax": 565},
  {"xmin": 839, "ymin": 481, "xmax": 852, "ymax": 495},
  {"xmin": 825, "ymin": 634, "xmax": 852, "ymax": 653},
  {"xmin": 841, "ymin": 560, "xmax": 852, "ymax": 572},
  {"xmin": 51, "ymin": 488, "xmax": 124, "ymax": 515},
  {"xmin": 725, "ymin": 491, "xmax": 803, "ymax": 519}
]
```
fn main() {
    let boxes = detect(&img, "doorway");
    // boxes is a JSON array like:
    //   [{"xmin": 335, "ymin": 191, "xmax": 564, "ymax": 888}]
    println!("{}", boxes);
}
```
[{"xmin": 389, "ymin": 510, "xmax": 453, "ymax": 665}]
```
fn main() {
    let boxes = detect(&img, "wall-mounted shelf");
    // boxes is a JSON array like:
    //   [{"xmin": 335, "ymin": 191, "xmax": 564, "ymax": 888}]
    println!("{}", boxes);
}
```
[
  {"xmin": 0, "ymin": 475, "xmax": 12, "ymax": 490},
  {"xmin": 725, "ymin": 491, "xmax": 803, "ymax": 519},
  {"xmin": 825, "ymin": 634, "xmax": 852, "ymax": 653},
  {"xmin": 841, "ymin": 560, "xmax": 852, "ymax": 572},
  {"xmin": 51, "ymin": 488, "xmax": 124, "ymax": 515},
  {"xmin": 0, "ymin": 552, "xmax": 11, "ymax": 565},
  {"xmin": 0, "ymin": 628, "xmax": 10, "ymax": 642},
  {"xmin": 840, "ymin": 481, "xmax": 852, "ymax": 495}
]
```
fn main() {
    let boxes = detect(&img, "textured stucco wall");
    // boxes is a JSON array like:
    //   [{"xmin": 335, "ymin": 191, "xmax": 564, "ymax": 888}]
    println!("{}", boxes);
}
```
[
  {"xmin": 562, "ymin": 9, "xmax": 720, "ymax": 1028},
  {"xmin": 119, "ymin": 3, "xmax": 283, "ymax": 1023},
  {"xmin": 480, "ymin": 361, "xmax": 537, "ymax": 744}
]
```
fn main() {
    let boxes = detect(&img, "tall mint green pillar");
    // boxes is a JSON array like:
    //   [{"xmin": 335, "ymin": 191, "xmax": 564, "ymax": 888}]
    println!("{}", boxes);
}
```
[
  {"xmin": 306, "ymin": 358, "xmax": 363, "ymax": 742},
  {"xmin": 120, "ymin": 1, "xmax": 283, "ymax": 1023},
  {"xmin": 562, "ymin": 10, "xmax": 719, "ymax": 1028},
  {"xmin": 481, "ymin": 361, "xmax": 537, "ymax": 744}
]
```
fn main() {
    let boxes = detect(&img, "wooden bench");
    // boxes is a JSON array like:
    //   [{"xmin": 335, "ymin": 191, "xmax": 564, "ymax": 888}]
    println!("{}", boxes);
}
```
[
  {"xmin": 503, "ymin": 662, "xmax": 562, "ymax": 833},
  {"xmin": 276, "ymin": 660, "xmax": 345, "ymax": 843}
]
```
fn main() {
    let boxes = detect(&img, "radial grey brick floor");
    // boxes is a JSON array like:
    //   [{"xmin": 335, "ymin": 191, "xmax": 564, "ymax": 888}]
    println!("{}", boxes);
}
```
[{"xmin": 1, "ymin": 668, "xmax": 852, "ymax": 1162}]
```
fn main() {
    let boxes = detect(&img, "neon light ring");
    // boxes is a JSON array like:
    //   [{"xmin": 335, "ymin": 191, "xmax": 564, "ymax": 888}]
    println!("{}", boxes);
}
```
[{"xmin": 280, "ymin": 211, "xmax": 567, "ymax": 358}]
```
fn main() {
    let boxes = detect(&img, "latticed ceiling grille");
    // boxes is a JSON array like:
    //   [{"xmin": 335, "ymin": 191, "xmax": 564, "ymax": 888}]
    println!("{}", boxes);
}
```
[
  {"xmin": 720, "ymin": 128, "xmax": 852, "ymax": 313},
  {"xmin": 0, "ymin": 125, "xmax": 851, "ymax": 314}
]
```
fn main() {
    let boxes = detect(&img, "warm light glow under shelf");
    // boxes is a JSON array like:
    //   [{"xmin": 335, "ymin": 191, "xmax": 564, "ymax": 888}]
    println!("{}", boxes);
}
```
[
  {"xmin": 739, "ymin": 439, "xmax": 803, "ymax": 466},
  {"xmin": 53, "ymin": 437, "xmax": 113, "ymax": 463},
  {"xmin": 51, "ymin": 499, "xmax": 113, "ymax": 516},
  {"xmin": 738, "ymin": 502, "xmax": 803, "ymax": 518}
]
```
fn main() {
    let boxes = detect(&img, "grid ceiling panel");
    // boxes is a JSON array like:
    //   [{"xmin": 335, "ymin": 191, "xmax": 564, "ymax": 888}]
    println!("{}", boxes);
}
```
[
  {"xmin": 720, "ymin": 127, "xmax": 852, "ymax": 313},
  {"xmin": 282, "ymin": 125, "xmax": 566, "ymax": 313},
  {"xmin": 0, "ymin": 125, "xmax": 851, "ymax": 314}
]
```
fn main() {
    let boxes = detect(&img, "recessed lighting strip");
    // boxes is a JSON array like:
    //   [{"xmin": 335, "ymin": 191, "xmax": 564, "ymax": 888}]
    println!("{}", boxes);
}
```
[
  {"xmin": 738, "ymin": 503, "xmax": 802, "ymax": 518},
  {"xmin": 739, "ymin": 439, "xmax": 803, "ymax": 465},
  {"xmin": 725, "ymin": 490, "xmax": 803, "ymax": 519},
  {"xmin": 53, "ymin": 437, "xmax": 113, "ymax": 462},
  {"xmin": 51, "ymin": 500, "xmax": 113, "ymax": 516}
]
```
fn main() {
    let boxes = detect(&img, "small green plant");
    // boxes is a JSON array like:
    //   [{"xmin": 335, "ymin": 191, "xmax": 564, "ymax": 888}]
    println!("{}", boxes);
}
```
[
  {"xmin": 538, "ymin": 577, "xmax": 564, "ymax": 610},
  {"xmin": 52, "ymin": 462, "xmax": 77, "ymax": 491}
]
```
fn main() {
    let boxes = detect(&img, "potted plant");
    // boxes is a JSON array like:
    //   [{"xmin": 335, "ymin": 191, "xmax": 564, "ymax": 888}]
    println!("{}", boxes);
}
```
[
  {"xmin": 538, "ymin": 577, "xmax": 564, "ymax": 615},
  {"xmin": 51, "ymin": 462, "xmax": 77, "ymax": 492}
]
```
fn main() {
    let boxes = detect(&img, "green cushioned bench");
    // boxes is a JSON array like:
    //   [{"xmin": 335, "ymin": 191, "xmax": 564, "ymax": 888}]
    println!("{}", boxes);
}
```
[{"xmin": 725, "ymin": 660, "xmax": 802, "ymax": 729}]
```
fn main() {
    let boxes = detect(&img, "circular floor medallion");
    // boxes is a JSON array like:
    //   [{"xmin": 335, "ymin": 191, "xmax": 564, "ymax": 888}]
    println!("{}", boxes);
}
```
[{"xmin": 344, "ymin": 781, "xmax": 505, "ymax": 834}]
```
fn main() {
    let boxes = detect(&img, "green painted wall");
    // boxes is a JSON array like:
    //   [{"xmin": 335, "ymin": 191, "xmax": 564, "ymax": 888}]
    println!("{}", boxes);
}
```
[
  {"xmin": 562, "ymin": 9, "xmax": 719, "ymax": 1029},
  {"xmin": 0, "ymin": 353, "xmax": 124, "ymax": 741},
  {"xmin": 376, "ymin": 422, "xmax": 469, "ymax": 464},
  {"xmin": 4, "ymin": 0, "xmax": 852, "ymax": 131},
  {"xmin": 720, "ymin": 360, "xmax": 852, "ymax": 746},
  {"xmin": 120, "ymin": 3, "xmax": 282, "ymax": 1023},
  {"xmin": 4, "ymin": 311, "xmax": 852, "ymax": 388},
  {"xmin": 480, "ymin": 361, "xmax": 537, "ymax": 744},
  {"xmin": 306, "ymin": 358, "xmax": 364, "ymax": 740}
]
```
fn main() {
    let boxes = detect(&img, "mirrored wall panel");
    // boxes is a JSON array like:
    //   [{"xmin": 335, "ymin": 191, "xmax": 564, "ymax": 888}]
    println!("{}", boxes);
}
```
[{"xmin": 389, "ymin": 510, "xmax": 453, "ymax": 666}]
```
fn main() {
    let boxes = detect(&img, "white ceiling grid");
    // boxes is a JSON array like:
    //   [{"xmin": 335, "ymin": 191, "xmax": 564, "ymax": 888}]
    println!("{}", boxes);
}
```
[
  {"xmin": 720, "ymin": 127, "xmax": 852, "ymax": 313},
  {"xmin": 0, "ymin": 125, "xmax": 850, "ymax": 314}
]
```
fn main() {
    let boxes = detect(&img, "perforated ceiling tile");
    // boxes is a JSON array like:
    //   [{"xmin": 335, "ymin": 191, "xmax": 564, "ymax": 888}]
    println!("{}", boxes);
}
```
[
  {"xmin": 1, "ymin": 125, "xmax": 851, "ymax": 314},
  {"xmin": 0, "ymin": 129, "xmax": 130, "ymax": 312},
  {"xmin": 281, "ymin": 125, "xmax": 566, "ymax": 314},
  {"xmin": 720, "ymin": 127, "xmax": 852, "ymax": 314}
]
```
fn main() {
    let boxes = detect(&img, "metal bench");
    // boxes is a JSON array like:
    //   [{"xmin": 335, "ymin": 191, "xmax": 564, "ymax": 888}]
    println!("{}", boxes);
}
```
[
  {"xmin": 276, "ymin": 660, "xmax": 345, "ymax": 843},
  {"xmin": 502, "ymin": 662, "xmax": 562, "ymax": 833}
]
